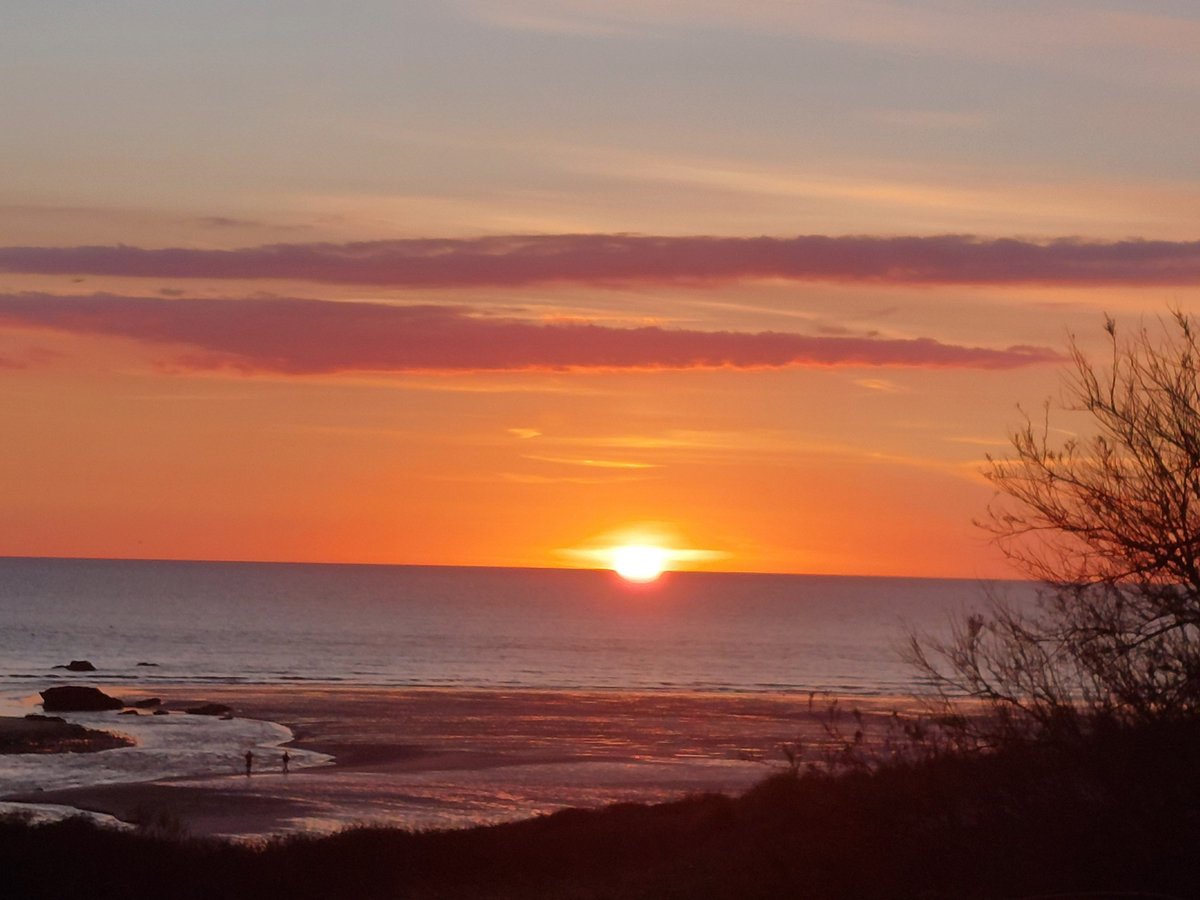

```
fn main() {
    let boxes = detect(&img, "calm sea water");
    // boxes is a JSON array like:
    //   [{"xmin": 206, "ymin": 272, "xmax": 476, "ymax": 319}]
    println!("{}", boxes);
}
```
[{"xmin": 0, "ymin": 557, "xmax": 1033, "ymax": 697}]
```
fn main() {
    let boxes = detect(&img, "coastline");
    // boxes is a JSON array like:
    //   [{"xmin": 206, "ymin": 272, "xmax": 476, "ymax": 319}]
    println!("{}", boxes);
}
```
[{"xmin": 1, "ymin": 684, "xmax": 923, "ymax": 839}]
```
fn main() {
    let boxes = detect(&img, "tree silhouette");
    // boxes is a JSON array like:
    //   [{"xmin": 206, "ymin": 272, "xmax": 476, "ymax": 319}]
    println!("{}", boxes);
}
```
[{"xmin": 912, "ymin": 312, "xmax": 1200, "ymax": 740}]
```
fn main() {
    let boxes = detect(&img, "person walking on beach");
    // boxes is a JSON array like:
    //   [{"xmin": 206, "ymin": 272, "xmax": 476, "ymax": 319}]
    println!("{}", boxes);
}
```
[
  {"xmin": 244, "ymin": 749, "xmax": 253, "ymax": 776},
  {"xmin": 281, "ymin": 750, "xmax": 290, "ymax": 774}
]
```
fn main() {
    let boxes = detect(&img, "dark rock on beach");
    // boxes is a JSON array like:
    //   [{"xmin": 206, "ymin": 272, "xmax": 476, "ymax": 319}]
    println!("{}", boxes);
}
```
[
  {"xmin": 132, "ymin": 697, "xmax": 162, "ymax": 709},
  {"xmin": 0, "ymin": 716, "xmax": 134, "ymax": 754},
  {"xmin": 52, "ymin": 660, "xmax": 97, "ymax": 672},
  {"xmin": 135, "ymin": 662, "xmax": 159, "ymax": 667},
  {"xmin": 40, "ymin": 686, "xmax": 124, "ymax": 712},
  {"xmin": 152, "ymin": 708, "xmax": 170, "ymax": 716},
  {"xmin": 185, "ymin": 703, "xmax": 233, "ymax": 717}
]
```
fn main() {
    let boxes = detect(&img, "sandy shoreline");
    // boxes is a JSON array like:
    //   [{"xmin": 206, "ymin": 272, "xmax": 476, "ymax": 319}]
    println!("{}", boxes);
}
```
[{"xmin": 2, "ymin": 684, "xmax": 922, "ymax": 839}]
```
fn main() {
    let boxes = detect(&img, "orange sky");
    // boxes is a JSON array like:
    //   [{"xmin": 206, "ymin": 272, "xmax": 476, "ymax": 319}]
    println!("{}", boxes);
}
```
[
  {"xmin": 2, "ymin": 2, "xmax": 1199, "ymax": 577},
  {"xmin": 3, "ymin": 274, "xmax": 1182, "ymax": 578}
]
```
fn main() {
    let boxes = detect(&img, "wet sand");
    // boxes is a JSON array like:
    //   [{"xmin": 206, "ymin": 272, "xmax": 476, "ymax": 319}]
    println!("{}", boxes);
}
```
[{"xmin": 5, "ymin": 686, "xmax": 921, "ymax": 839}]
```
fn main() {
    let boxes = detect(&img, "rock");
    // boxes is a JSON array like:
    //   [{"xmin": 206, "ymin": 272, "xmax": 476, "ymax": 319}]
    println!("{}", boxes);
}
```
[
  {"xmin": 40, "ymin": 686, "xmax": 124, "ymax": 712},
  {"xmin": 152, "ymin": 708, "xmax": 169, "ymax": 716},
  {"xmin": 132, "ymin": 697, "xmax": 162, "ymax": 709},
  {"xmin": 119, "ymin": 709, "xmax": 140, "ymax": 716},
  {"xmin": 184, "ymin": 703, "xmax": 232, "ymax": 716},
  {"xmin": 1, "ymin": 716, "xmax": 135, "ymax": 754},
  {"xmin": 135, "ymin": 662, "xmax": 159, "ymax": 667},
  {"xmin": 24, "ymin": 714, "xmax": 65, "ymax": 723},
  {"xmin": 52, "ymin": 660, "xmax": 97, "ymax": 672}
]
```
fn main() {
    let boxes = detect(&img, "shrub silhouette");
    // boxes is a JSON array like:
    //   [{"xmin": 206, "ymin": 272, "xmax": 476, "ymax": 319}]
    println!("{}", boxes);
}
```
[{"xmin": 912, "ymin": 312, "xmax": 1200, "ymax": 741}]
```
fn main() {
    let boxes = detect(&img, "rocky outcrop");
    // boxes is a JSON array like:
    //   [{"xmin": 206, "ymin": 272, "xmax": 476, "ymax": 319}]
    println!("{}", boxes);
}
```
[
  {"xmin": 40, "ymin": 686, "xmax": 124, "ymax": 712},
  {"xmin": 52, "ymin": 660, "xmax": 97, "ymax": 672},
  {"xmin": 1, "ymin": 716, "xmax": 134, "ymax": 754}
]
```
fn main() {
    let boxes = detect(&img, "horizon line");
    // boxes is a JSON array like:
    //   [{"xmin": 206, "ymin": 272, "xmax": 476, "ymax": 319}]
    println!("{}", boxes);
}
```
[{"xmin": 0, "ymin": 553, "xmax": 1025, "ymax": 583}]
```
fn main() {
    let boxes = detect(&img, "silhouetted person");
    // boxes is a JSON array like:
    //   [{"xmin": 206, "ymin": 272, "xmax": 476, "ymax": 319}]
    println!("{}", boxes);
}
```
[
  {"xmin": 244, "ymin": 750, "xmax": 253, "ymax": 776},
  {"xmin": 281, "ymin": 751, "xmax": 290, "ymax": 774}
]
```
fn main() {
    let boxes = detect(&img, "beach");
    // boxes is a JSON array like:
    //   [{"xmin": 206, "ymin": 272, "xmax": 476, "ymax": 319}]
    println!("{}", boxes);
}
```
[{"xmin": 0, "ymin": 684, "xmax": 917, "ymax": 839}]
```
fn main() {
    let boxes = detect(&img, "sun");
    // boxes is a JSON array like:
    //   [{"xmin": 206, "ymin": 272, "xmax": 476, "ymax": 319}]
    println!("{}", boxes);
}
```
[
  {"xmin": 559, "ymin": 524, "xmax": 729, "ymax": 579},
  {"xmin": 610, "ymin": 544, "xmax": 670, "ymax": 583}
]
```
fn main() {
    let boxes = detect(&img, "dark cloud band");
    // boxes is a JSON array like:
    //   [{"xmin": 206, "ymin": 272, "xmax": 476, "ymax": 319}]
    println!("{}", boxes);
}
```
[
  {"xmin": 0, "ymin": 293, "xmax": 1060, "ymax": 374},
  {"xmin": 1, "ymin": 234, "xmax": 1198, "ymax": 287}
]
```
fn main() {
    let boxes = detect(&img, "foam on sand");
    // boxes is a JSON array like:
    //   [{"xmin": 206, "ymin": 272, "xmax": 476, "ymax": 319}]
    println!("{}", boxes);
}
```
[{"xmin": 0, "ymin": 705, "xmax": 329, "ymax": 797}]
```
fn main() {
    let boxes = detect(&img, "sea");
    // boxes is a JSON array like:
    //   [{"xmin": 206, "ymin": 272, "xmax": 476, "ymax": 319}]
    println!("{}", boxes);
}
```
[
  {"xmin": 0, "ymin": 558, "xmax": 1038, "ymax": 831},
  {"xmin": 0, "ymin": 557, "xmax": 1033, "ymax": 698}
]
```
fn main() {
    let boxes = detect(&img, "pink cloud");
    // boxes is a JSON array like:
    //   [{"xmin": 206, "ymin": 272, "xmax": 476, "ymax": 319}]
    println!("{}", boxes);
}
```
[
  {"xmin": 0, "ymin": 345, "xmax": 59, "ymax": 370},
  {"xmin": 1, "ymin": 235, "xmax": 1198, "ymax": 287},
  {"xmin": 0, "ymin": 292, "xmax": 1059, "ymax": 374}
]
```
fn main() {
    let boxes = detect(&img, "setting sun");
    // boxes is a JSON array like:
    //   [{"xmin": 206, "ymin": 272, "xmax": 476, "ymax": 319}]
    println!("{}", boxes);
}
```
[
  {"xmin": 610, "ymin": 545, "xmax": 670, "ymax": 582},
  {"xmin": 559, "ymin": 524, "xmax": 729, "ymax": 577}
]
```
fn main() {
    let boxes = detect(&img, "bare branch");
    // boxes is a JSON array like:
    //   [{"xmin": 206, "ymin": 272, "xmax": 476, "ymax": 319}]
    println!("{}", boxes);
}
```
[{"xmin": 915, "ymin": 312, "xmax": 1200, "ymax": 739}]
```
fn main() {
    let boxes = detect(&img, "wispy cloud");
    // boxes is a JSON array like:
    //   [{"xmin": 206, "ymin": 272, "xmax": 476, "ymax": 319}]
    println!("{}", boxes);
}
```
[
  {"xmin": 2, "ymin": 235, "xmax": 1199, "ymax": 287},
  {"xmin": 555, "ymin": 430, "xmax": 800, "ymax": 454},
  {"xmin": 523, "ymin": 455, "xmax": 660, "ymax": 469},
  {"xmin": 853, "ymin": 378, "xmax": 906, "ymax": 393},
  {"xmin": 500, "ymin": 472, "xmax": 648, "ymax": 485},
  {"xmin": 0, "ymin": 345, "xmax": 59, "ymax": 370},
  {"xmin": 0, "ymin": 293, "xmax": 1059, "ymax": 375},
  {"xmin": 456, "ymin": 1, "xmax": 1200, "ymax": 84}
]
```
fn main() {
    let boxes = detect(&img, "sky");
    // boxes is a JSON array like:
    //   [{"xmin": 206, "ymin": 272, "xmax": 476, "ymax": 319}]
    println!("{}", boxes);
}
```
[{"xmin": 2, "ymin": 0, "xmax": 1199, "ymax": 577}]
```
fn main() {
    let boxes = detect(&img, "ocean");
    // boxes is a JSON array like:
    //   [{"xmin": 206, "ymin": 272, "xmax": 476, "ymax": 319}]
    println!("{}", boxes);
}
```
[{"xmin": 0, "ymin": 557, "xmax": 1031, "ymax": 698}]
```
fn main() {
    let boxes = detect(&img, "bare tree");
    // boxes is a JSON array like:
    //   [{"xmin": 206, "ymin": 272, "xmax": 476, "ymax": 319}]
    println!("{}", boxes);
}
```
[{"xmin": 911, "ymin": 312, "xmax": 1200, "ymax": 740}]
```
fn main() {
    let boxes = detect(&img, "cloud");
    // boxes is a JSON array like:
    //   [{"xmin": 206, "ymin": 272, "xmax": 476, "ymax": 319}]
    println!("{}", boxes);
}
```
[
  {"xmin": 0, "ymin": 293, "xmax": 1059, "ymax": 374},
  {"xmin": 193, "ymin": 215, "xmax": 313, "ymax": 233},
  {"xmin": 458, "ymin": 1, "xmax": 1200, "ymax": 86},
  {"xmin": 0, "ymin": 345, "xmax": 59, "ymax": 370},
  {"xmin": 523, "ymin": 455, "xmax": 661, "ymax": 469},
  {"xmin": 1, "ymin": 235, "xmax": 1198, "ymax": 288},
  {"xmin": 501, "ymin": 472, "xmax": 648, "ymax": 485}
]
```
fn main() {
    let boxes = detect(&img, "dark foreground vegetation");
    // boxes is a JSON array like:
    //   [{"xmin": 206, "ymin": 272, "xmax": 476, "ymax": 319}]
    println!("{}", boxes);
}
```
[{"xmin": 4, "ymin": 717, "xmax": 1200, "ymax": 900}]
